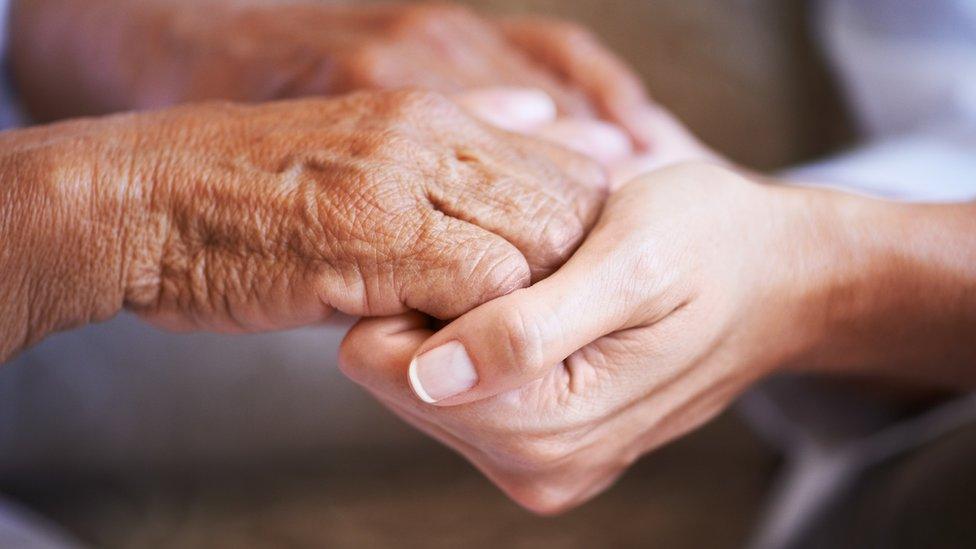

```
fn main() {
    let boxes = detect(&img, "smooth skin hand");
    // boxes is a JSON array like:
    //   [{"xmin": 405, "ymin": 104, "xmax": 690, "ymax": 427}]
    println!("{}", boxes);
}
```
[
  {"xmin": 339, "ymin": 113, "xmax": 976, "ymax": 514},
  {"xmin": 10, "ymin": 0, "xmax": 658, "ymax": 147},
  {"xmin": 0, "ymin": 89, "xmax": 605, "ymax": 363}
]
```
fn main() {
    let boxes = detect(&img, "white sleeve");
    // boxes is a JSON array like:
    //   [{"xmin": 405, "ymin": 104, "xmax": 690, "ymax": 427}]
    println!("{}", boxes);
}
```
[
  {"xmin": 783, "ymin": 129, "xmax": 976, "ymax": 203},
  {"xmin": 789, "ymin": 0, "xmax": 976, "ymax": 203}
]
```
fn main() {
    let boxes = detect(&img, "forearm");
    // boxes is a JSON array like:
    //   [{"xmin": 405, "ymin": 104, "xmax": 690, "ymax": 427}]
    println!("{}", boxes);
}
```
[
  {"xmin": 787, "ymin": 188, "xmax": 976, "ymax": 388},
  {"xmin": 13, "ymin": 0, "xmax": 168, "ymax": 118},
  {"xmin": 9, "ymin": 0, "xmax": 263, "ymax": 120}
]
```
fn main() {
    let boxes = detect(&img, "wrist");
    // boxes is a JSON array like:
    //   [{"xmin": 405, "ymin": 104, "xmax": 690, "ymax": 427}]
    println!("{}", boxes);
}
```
[
  {"xmin": 727, "ymin": 179, "xmax": 836, "ymax": 377},
  {"xmin": 0, "ymin": 118, "xmax": 155, "ymax": 360},
  {"xmin": 771, "ymin": 183, "xmax": 976, "ymax": 384},
  {"xmin": 759, "ymin": 182, "xmax": 877, "ymax": 375}
]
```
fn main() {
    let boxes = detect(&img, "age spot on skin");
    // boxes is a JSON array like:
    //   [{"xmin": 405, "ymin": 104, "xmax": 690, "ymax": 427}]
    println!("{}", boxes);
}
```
[{"xmin": 454, "ymin": 148, "xmax": 481, "ymax": 164}]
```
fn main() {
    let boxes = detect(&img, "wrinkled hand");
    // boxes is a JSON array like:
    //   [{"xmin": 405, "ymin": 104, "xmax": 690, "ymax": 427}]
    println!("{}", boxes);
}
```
[
  {"xmin": 1, "ymin": 89, "xmax": 604, "ymax": 359},
  {"xmin": 339, "ymin": 163, "xmax": 820, "ymax": 513}
]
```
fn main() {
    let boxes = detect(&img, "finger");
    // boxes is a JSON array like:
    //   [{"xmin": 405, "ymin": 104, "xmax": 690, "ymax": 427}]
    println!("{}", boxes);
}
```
[
  {"xmin": 340, "ymin": 314, "xmax": 631, "ymax": 516},
  {"xmin": 439, "ymin": 10, "xmax": 595, "ymax": 119},
  {"xmin": 404, "ymin": 200, "xmax": 657, "ymax": 405},
  {"xmin": 339, "ymin": 316, "xmax": 518, "ymax": 492},
  {"xmin": 339, "ymin": 314, "xmax": 496, "ymax": 458},
  {"xmin": 534, "ymin": 119, "xmax": 633, "ymax": 166},
  {"xmin": 500, "ymin": 17, "xmax": 654, "ymax": 148},
  {"xmin": 394, "ymin": 212, "xmax": 532, "ymax": 319},
  {"xmin": 454, "ymin": 87, "xmax": 557, "ymax": 133},
  {"xmin": 339, "ymin": 312, "xmax": 432, "ymax": 397},
  {"xmin": 503, "ymin": 131, "xmax": 609, "ymax": 191},
  {"xmin": 454, "ymin": 89, "xmax": 633, "ymax": 166},
  {"xmin": 626, "ymin": 104, "xmax": 720, "ymax": 165},
  {"xmin": 429, "ymin": 133, "xmax": 607, "ymax": 281}
]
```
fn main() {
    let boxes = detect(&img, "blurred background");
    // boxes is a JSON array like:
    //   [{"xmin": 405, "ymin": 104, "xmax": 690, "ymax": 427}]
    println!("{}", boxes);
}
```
[{"xmin": 0, "ymin": 1, "xmax": 856, "ymax": 547}]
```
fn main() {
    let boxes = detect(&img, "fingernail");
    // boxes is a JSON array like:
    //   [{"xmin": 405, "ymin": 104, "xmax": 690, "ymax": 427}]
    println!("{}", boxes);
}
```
[
  {"xmin": 457, "ymin": 87, "xmax": 556, "ymax": 132},
  {"xmin": 408, "ymin": 341, "xmax": 478, "ymax": 404},
  {"xmin": 500, "ymin": 88, "xmax": 557, "ymax": 131},
  {"xmin": 536, "ymin": 119, "xmax": 633, "ymax": 165}
]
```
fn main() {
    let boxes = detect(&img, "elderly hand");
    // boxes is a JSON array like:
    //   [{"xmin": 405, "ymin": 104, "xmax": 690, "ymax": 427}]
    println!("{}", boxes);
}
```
[
  {"xmin": 12, "ymin": 0, "xmax": 656, "ymax": 146},
  {"xmin": 0, "ymin": 89, "xmax": 604, "ymax": 361}
]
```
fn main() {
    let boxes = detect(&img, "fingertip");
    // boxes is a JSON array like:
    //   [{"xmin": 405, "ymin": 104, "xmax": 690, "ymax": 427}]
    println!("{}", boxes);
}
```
[
  {"xmin": 407, "ymin": 356, "xmax": 438, "ymax": 404},
  {"xmin": 339, "ymin": 313, "xmax": 431, "ymax": 380},
  {"xmin": 535, "ymin": 119, "xmax": 633, "ymax": 165},
  {"xmin": 455, "ymin": 87, "xmax": 557, "ymax": 133},
  {"xmin": 407, "ymin": 340, "xmax": 479, "ymax": 405}
]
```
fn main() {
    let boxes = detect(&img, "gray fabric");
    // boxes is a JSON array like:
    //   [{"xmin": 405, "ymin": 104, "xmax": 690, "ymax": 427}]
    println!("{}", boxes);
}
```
[
  {"xmin": 784, "ymin": 420, "xmax": 976, "ymax": 549},
  {"xmin": 0, "ymin": 313, "xmax": 424, "ymax": 475},
  {"xmin": 0, "ymin": 497, "xmax": 83, "ymax": 549}
]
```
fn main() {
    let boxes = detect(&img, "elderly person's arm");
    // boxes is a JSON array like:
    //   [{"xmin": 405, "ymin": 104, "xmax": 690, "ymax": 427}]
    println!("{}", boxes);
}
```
[
  {"xmin": 0, "ymin": 89, "xmax": 605, "ymax": 364},
  {"xmin": 9, "ymin": 0, "xmax": 657, "ymax": 144}
]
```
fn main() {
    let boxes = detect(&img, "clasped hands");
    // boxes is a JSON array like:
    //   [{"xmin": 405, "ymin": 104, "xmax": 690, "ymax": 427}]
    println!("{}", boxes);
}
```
[
  {"xmin": 337, "ymin": 89, "xmax": 818, "ymax": 514},
  {"xmin": 3, "ymin": 0, "xmax": 851, "ymax": 516}
]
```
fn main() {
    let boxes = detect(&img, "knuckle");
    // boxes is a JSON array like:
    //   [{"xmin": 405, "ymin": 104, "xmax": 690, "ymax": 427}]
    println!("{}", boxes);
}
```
[
  {"xmin": 495, "ymin": 304, "xmax": 545, "ymax": 374},
  {"xmin": 523, "ymin": 201, "xmax": 587, "ymax": 272},
  {"xmin": 378, "ymin": 88, "xmax": 460, "ymax": 124},
  {"xmin": 467, "ymin": 241, "xmax": 531, "ymax": 300},
  {"xmin": 539, "ymin": 209, "xmax": 586, "ymax": 262},
  {"xmin": 342, "ymin": 45, "xmax": 389, "ymax": 89},
  {"xmin": 348, "ymin": 128, "xmax": 425, "ymax": 164}
]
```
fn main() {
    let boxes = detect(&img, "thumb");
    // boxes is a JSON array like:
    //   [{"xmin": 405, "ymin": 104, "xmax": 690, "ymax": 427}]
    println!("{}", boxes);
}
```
[{"xmin": 407, "ymin": 231, "xmax": 635, "ymax": 406}]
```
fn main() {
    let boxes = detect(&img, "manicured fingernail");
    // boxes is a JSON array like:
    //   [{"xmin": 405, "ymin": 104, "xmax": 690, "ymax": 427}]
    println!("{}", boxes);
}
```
[{"xmin": 408, "ymin": 341, "xmax": 478, "ymax": 404}]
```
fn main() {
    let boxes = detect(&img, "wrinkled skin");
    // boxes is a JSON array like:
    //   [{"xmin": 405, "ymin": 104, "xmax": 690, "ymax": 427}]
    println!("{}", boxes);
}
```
[
  {"xmin": 0, "ymin": 89, "xmax": 605, "ymax": 361},
  {"xmin": 12, "ymin": 1, "xmax": 658, "ymax": 146}
]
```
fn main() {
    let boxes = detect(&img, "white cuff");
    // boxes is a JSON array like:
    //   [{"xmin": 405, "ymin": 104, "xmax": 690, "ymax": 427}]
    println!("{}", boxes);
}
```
[{"xmin": 783, "ymin": 129, "xmax": 976, "ymax": 203}]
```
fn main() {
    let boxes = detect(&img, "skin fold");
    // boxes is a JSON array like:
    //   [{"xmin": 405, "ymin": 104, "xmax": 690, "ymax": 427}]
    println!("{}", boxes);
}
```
[
  {"xmin": 339, "ymin": 101, "xmax": 976, "ymax": 515},
  {"xmin": 0, "ymin": 89, "xmax": 605, "ymax": 362}
]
